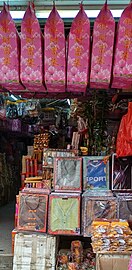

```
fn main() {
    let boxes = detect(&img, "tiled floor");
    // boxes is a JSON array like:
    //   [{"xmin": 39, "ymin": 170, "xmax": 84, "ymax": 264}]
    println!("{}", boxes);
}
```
[{"xmin": 0, "ymin": 201, "xmax": 15, "ymax": 254}]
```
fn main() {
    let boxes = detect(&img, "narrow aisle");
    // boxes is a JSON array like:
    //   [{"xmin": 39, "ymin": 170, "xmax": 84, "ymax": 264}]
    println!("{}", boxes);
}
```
[{"xmin": 0, "ymin": 202, "xmax": 15, "ymax": 254}]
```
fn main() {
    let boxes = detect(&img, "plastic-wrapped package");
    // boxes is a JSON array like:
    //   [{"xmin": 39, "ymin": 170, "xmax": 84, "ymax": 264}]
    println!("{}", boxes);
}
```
[
  {"xmin": 54, "ymin": 157, "xmax": 82, "ymax": 192},
  {"xmin": 111, "ymin": 153, "xmax": 132, "ymax": 190},
  {"xmin": 48, "ymin": 193, "xmax": 81, "ymax": 235},
  {"xmin": 83, "ymin": 156, "xmax": 109, "ymax": 190},
  {"xmin": 82, "ymin": 190, "xmax": 117, "ymax": 237},
  {"xmin": 90, "ymin": 2, "xmax": 115, "ymax": 89},
  {"xmin": 115, "ymin": 192, "xmax": 132, "ymax": 221},
  {"xmin": 18, "ymin": 192, "xmax": 48, "ymax": 232},
  {"xmin": 44, "ymin": 4, "xmax": 66, "ymax": 93},
  {"xmin": 116, "ymin": 102, "xmax": 132, "ymax": 157},
  {"xmin": 0, "ymin": 3, "xmax": 25, "ymax": 92},
  {"xmin": 20, "ymin": 3, "xmax": 46, "ymax": 92},
  {"xmin": 67, "ymin": 4, "xmax": 90, "ymax": 93}
]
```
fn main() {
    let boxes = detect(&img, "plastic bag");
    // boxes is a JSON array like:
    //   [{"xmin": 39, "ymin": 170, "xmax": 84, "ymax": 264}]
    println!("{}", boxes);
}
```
[{"xmin": 116, "ymin": 102, "xmax": 132, "ymax": 157}]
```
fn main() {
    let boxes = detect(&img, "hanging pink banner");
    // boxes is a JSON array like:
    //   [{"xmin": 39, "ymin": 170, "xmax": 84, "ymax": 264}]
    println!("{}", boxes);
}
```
[
  {"xmin": 44, "ymin": 5, "xmax": 66, "ymax": 92},
  {"xmin": 67, "ymin": 4, "xmax": 90, "ymax": 93},
  {"xmin": 112, "ymin": 3, "xmax": 132, "ymax": 89},
  {"xmin": 0, "ymin": 4, "xmax": 25, "ymax": 92},
  {"xmin": 90, "ymin": 2, "xmax": 115, "ymax": 89},
  {"xmin": 20, "ymin": 3, "xmax": 46, "ymax": 92}
]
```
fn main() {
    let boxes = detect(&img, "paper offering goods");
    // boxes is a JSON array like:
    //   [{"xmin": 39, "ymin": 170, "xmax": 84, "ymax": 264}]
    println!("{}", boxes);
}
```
[
  {"xmin": 91, "ymin": 219, "xmax": 132, "ymax": 252},
  {"xmin": 44, "ymin": 4, "xmax": 66, "ymax": 92},
  {"xmin": 67, "ymin": 4, "xmax": 90, "ymax": 93},
  {"xmin": 0, "ymin": 3, "xmax": 25, "ymax": 92},
  {"xmin": 112, "ymin": 2, "xmax": 132, "ymax": 89},
  {"xmin": 90, "ymin": 2, "xmax": 115, "ymax": 89},
  {"xmin": 21, "ymin": 3, "xmax": 46, "ymax": 92}
]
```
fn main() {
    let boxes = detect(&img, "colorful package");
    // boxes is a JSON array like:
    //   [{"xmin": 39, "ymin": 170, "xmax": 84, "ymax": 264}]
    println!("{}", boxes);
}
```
[
  {"xmin": 82, "ymin": 190, "xmax": 117, "ymax": 237},
  {"xmin": 112, "ymin": 3, "xmax": 132, "ymax": 89},
  {"xmin": 54, "ymin": 157, "xmax": 82, "ymax": 192},
  {"xmin": 116, "ymin": 102, "xmax": 132, "ymax": 157},
  {"xmin": 111, "ymin": 154, "xmax": 132, "ymax": 190},
  {"xmin": 18, "ymin": 192, "xmax": 48, "ymax": 232},
  {"xmin": 0, "ymin": 3, "xmax": 25, "ymax": 92},
  {"xmin": 48, "ymin": 193, "xmax": 81, "ymax": 235},
  {"xmin": 90, "ymin": 2, "xmax": 115, "ymax": 89},
  {"xmin": 21, "ymin": 3, "xmax": 46, "ymax": 92},
  {"xmin": 83, "ymin": 156, "xmax": 109, "ymax": 190},
  {"xmin": 67, "ymin": 4, "xmax": 90, "ymax": 93},
  {"xmin": 44, "ymin": 5, "xmax": 66, "ymax": 92}
]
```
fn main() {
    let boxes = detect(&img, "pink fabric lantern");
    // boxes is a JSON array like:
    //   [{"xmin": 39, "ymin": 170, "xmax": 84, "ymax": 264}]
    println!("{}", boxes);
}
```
[
  {"xmin": 0, "ymin": 3, "xmax": 25, "ymax": 92},
  {"xmin": 112, "ymin": 3, "xmax": 132, "ymax": 89},
  {"xmin": 67, "ymin": 4, "xmax": 90, "ymax": 93},
  {"xmin": 90, "ymin": 2, "xmax": 115, "ymax": 89},
  {"xmin": 44, "ymin": 5, "xmax": 66, "ymax": 93},
  {"xmin": 20, "ymin": 3, "xmax": 46, "ymax": 92}
]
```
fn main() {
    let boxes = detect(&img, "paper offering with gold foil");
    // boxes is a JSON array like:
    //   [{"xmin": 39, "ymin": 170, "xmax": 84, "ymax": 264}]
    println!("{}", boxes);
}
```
[{"xmin": 91, "ymin": 219, "xmax": 132, "ymax": 252}]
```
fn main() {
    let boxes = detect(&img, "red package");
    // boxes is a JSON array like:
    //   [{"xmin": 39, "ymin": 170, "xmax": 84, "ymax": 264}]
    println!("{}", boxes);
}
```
[{"xmin": 116, "ymin": 102, "xmax": 132, "ymax": 157}]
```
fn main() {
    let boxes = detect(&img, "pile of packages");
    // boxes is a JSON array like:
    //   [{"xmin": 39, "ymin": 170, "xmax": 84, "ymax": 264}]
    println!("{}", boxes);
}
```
[
  {"xmin": 91, "ymin": 219, "xmax": 132, "ymax": 252},
  {"xmin": 56, "ymin": 240, "xmax": 95, "ymax": 270}
]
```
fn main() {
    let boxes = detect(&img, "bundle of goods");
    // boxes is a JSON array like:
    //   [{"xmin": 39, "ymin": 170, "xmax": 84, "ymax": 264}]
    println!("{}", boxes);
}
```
[
  {"xmin": 82, "ymin": 190, "xmax": 117, "ymax": 237},
  {"xmin": 33, "ymin": 133, "xmax": 50, "ymax": 150},
  {"xmin": 91, "ymin": 219, "xmax": 132, "ymax": 252},
  {"xmin": 56, "ymin": 241, "xmax": 95, "ymax": 270},
  {"xmin": 13, "ymin": 233, "xmax": 58, "ymax": 270}
]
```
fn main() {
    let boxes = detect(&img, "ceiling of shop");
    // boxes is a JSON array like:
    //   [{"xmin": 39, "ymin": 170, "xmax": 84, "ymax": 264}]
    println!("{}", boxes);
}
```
[{"xmin": 0, "ymin": 0, "xmax": 130, "ymax": 10}]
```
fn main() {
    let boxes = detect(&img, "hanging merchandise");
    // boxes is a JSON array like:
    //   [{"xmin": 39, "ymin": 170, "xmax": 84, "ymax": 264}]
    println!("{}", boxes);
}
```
[
  {"xmin": 112, "ymin": 2, "xmax": 132, "ymax": 89},
  {"xmin": 116, "ymin": 102, "xmax": 132, "ymax": 157},
  {"xmin": 0, "ymin": 3, "xmax": 25, "ymax": 92},
  {"xmin": 67, "ymin": 4, "xmax": 90, "ymax": 93},
  {"xmin": 90, "ymin": 1, "xmax": 115, "ymax": 89},
  {"xmin": 44, "ymin": 4, "xmax": 66, "ymax": 93},
  {"xmin": 20, "ymin": 3, "xmax": 46, "ymax": 93}
]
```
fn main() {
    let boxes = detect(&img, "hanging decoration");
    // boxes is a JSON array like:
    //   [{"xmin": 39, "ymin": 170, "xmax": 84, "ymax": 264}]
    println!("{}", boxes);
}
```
[
  {"xmin": 20, "ymin": 2, "xmax": 46, "ymax": 92},
  {"xmin": 67, "ymin": 3, "xmax": 90, "ymax": 93},
  {"xmin": 90, "ymin": 1, "xmax": 115, "ymax": 89},
  {"xmin": 0, "ymin": 3, "xmax": 25, "ymax": 92},
  {"xmin": 44, "ymin": 3, "xmax": 66, "ymax": 93},
  {"xmin": 112, "ymin": 2, "xmax": 132, "ymax": 89}
]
